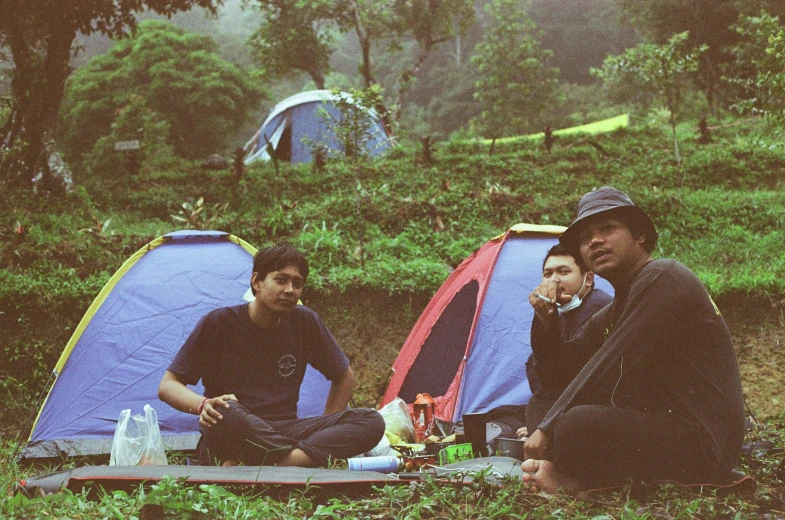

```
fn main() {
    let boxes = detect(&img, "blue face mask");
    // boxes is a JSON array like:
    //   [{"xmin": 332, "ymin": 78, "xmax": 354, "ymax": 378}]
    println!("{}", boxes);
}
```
[{"xmin": 557, "ymin": 273, "xmax": 588, "ymax": 315}]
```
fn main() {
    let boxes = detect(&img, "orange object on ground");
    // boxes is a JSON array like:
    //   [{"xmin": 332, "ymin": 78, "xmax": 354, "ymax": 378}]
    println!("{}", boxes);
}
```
[{"xmin": 413, "ymin": 393, "xmax": 436, "ymax": 442}]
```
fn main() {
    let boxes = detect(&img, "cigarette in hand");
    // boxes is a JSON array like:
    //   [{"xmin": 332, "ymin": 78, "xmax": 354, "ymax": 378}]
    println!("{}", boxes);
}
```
[{"xmin": 535, "ymin": 293, "xmax": 561, "ymax": 307}]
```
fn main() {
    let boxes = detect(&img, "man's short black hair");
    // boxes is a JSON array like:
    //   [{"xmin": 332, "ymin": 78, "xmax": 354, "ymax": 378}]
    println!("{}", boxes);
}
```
[
  {"xmin": 616, "ymin": 207, "xmax": 658, "ymax": 254},
  {"xmin": 251, "ymin": 242, "xmax": 309, "ymax": 295},
  {"xmin": 543, "ymin": 243, "xmax": 588, "ymax": 273}
]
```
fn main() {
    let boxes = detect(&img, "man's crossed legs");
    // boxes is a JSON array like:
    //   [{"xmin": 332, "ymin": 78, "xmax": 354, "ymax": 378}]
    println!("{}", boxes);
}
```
[{"xmin": 199, "ymin": 401, "xmax": 385, "ymax": 467}]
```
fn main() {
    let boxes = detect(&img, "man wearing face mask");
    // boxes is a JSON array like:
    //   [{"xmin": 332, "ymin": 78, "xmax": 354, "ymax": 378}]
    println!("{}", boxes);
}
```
[
  {"xmin": 523, "ymin": 244, "xmax": 613, "ymax": 436},
  {"xmin": 485, "ymin": 244, "xmax": 611, "ymax": 446}
]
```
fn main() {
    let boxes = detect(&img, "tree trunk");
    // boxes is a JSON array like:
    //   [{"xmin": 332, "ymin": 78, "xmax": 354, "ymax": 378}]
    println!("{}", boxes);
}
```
[
  {"xmin": 670, "ymin": 113, "xmax": 681, "ymax": 167},
  {"xmin": 309, "ymin": 67, "xmax": 326, "ymax": 90},
  {"xmin": 394, "ymin": 48, "xmax": 432, "ymax": 123},
  {"xmin": 1, "ymin": 20, "xmax": 75, "ymax": 190},
  {"xmin": 352, "ymin": 7, "xmax": 375, "ymax": 88}
]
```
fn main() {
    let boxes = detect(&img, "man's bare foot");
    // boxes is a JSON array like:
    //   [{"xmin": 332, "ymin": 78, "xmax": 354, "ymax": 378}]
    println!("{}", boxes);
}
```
[
  {"xmin": 521, "ymin": 459, "xmax": 582, "ymax": 495},
  {"xmin": 221, "ymin": 459, "xmax": 239, "ymax": 467}
]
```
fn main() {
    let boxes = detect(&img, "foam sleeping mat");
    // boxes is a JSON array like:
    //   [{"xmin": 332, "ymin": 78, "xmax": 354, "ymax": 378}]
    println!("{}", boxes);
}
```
[{"xmin": 17, "ymin": 457, "xmax": 524, "ymax": 497}]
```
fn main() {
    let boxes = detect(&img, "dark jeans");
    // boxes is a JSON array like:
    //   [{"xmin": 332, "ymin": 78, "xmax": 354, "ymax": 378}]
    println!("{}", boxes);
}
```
[
  {"xmin": 549, "ymin": 405, "xmax": 720, "ymax": 488},
  {"xmin": 199, "ymin": 401, "xmax": 385, "ymax": 466}
]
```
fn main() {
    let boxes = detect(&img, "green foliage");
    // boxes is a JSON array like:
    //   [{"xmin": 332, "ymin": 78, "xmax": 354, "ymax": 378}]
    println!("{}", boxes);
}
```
[
  {"xmin": 471, "ymin": 0, "xmax": 559, "ymax": 140},
  {"xmin": 4, "ymin": 419, "xmax": 785, "ymax": 518},
  {"xmin": 592, "ymin": 31, "xmax": 706, "ymax": 163},
  {"xmin": 317, "ymin": 86, "xmax": 387, "ymax": 161},
  {"xmin": 82, "ymin": 95, "xmax": 177, "ymax": 179},
  {"xmin": 58, "ymin": 20, "xmax": 265, "ymax": 169},
  {"xmin": 724, "ymin": 11, "xmax": 785, "ymax": 117},
  {"xmin": 170, "ymin": 196, "xmax": 229, "ymax": 230},
  {"xmin": 0, "ymin": 0, "xmax": 220, "ymax": 185},
  {"xmin": 400, "ymin": 59, "xmax": 483, "ymax": 140},
  {"xmin": 615, "ymin": 0, "xmax": 748, "ymax": 103},
  {"xmin": 592, "ymin": 32, "xmax": 705, "ymax": 119},
  {"xmin": 247, "ymin": 0, "xmax": 340, "ymax": 89}
]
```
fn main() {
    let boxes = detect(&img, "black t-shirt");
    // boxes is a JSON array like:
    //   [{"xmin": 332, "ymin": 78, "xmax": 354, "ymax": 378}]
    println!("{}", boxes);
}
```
[
  {"xmin": 168, "ymin": 304, "xmax": 349, "ymax": 420},
  {"xmin": 535, "ymin": 259, "xmax": 745, "ymax": 475}
]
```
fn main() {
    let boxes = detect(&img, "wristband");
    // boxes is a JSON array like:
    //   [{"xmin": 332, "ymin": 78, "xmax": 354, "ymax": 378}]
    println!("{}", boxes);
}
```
[{"xmin": 197, "ymin": 398, "xmax": 208, "ymax": 415}]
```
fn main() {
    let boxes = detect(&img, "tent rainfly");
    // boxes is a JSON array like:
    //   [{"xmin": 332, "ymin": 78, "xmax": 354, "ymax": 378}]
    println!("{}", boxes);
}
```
[
  {"xmin": 380, "ymin": 224, "xmax": 614, "ymax": 424},
  {"xmin": 19, "ymin": 230, "xmax": 332, "ymax": 462}
]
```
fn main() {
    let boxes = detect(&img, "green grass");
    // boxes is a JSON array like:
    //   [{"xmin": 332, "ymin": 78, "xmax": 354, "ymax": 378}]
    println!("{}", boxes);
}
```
[
  {"xmin": 2, "ymin": 119, "xmax": 785, "ymax": 516},
  {"xmin": 2, "ymin": 419, "xmax": 784, "ymax": 518}
]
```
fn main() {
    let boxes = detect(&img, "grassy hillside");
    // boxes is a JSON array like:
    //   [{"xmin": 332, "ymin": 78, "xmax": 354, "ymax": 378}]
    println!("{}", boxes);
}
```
[{"xmin": 2, "ymin": 121, "xmax": 785, "ymax": 517}]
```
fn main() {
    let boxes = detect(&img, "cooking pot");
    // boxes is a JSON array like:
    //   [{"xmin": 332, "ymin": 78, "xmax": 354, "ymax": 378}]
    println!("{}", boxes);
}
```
[{"xmin": 494, "ymin": 437, "xmax": 525, "ymax": 461}]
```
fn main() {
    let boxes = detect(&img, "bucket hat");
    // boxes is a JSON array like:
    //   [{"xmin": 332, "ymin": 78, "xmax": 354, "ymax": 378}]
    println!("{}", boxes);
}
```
[{"xmin": 559, "ymin": 187, "xmax": 657, "ymax": 255}]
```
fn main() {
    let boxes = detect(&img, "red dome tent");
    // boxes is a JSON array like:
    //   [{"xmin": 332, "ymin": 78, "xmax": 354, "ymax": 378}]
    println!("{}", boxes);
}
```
[{"xmin": 380, "ymin": 224, "xmax": 613, "ymax": 424}]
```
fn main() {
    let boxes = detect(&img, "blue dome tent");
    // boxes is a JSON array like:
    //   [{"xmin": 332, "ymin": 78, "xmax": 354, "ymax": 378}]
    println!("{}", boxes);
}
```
[
  {"xmin": 19, "ymin": 231, "xmax": 333, "ymax": 462},
  {"xmin": 243, "ymin": 90, "xmax": 392, "ymax": 164}
]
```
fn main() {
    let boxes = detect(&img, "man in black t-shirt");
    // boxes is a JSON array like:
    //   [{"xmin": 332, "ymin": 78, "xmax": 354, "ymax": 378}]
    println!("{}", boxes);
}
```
[
  {"xmin": 521, "ymin": 187, "xmax": 745, "ymax": 494},
  {"xmin": 159, "ymin": 243, "xmax": 385, "ymax": 467}
]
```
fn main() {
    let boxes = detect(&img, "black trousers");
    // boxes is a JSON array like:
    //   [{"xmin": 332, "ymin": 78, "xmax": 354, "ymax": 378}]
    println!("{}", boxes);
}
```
[
  {"xmin": 549, "ymin": 405, "xmax": 721, "ymax": 488},
  {"xmin": 525, "ymin": 393, "xmax": 556, "ymax": 435},
  {"xmin": 482, "ymin": 393, "xmax": 556, "ymax": 442},
  {"xmin": 199, "ymin": 401, "xmax": 386, "ymax": 466}
]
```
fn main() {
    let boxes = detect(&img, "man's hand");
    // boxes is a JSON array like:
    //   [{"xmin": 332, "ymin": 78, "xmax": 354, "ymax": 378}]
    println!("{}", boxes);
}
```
[
  {"xmin": 524, "ymin": 428, "xmax": 551, "ymax": 460},
  {"xmin": 199, "ymin": 394, "xmax": 238, "ymax": 428},
  {"xmin": 516, "ymin": 426, "xmax": 528, "ymax": 440},
  {"xmin": 529, "ymin": 280, "xmax": 572, "ymax": 326}
]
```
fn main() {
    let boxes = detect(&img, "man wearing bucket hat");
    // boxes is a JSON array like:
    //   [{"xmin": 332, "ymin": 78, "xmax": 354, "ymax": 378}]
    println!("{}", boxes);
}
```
[{"xmin": 521, "ymin": 187, "xmax": 745, "ymax": 494}]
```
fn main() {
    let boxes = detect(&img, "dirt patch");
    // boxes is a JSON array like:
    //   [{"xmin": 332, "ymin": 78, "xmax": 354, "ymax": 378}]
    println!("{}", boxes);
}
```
[
  {"xmin": 721, "ymin": 295, "xmax": 785, "ymax": 420},
  {"xmin": 302, "ymin": 290, "xmax": 430, "ymax": 408}
]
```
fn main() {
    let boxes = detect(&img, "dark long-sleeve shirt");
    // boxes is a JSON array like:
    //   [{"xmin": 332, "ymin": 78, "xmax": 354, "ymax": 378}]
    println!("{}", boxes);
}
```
[
  {"xmin": 535, "ymin": 259, "xmax": 745, "ymax": 476},
  {"xmin": 527, "ymin": 288, "xmax": 612, "ymax": 395}
]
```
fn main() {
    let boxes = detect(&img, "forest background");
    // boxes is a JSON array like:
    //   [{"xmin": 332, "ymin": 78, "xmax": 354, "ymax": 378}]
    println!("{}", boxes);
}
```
[{"xmin": 2, "ymin": 0, "xmax": 785, "ymax": 517}]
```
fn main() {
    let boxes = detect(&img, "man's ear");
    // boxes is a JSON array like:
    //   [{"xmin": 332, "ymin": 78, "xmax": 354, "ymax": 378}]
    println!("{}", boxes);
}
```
[
  {"xmin": 250, "ymin": 271, "xmax": 263, "ymax": 292},
  {"xmin": 584, "ymin": 271, "xmax": 595, "ymax": 290}
]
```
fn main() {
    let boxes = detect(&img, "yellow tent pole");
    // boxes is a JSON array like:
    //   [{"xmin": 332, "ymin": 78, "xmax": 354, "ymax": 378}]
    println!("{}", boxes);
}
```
[{"xmin": 490, "ymin": 223, "xmax": 567, "ymax": 242}]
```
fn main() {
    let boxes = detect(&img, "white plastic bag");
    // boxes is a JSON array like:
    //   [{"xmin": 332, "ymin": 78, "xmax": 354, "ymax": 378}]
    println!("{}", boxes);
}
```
[
  {"xmin": 378, "ymin": 397, "xmax": 415, "ymax": 443},
  {"xmin": 366, "ymin": 430, "xmax": 395, "ymax": 457},
  {"xmin": 109, "ymin": 404, "xmax": 168, "ymax": 466}
]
